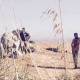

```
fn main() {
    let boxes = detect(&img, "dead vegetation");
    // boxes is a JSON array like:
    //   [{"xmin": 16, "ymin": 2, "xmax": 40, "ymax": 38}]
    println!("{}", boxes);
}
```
[{"xmin": 0, "ymin": 42, "xmax": 80, "ymax": 80}]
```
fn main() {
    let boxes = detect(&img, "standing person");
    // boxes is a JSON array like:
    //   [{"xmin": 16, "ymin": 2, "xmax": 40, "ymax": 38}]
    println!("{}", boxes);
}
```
[
  {"xmin": 71, "ymin": 33, "xmax": 80, "ymax": 69},
  {"xmin": 20, "ymin": 28, "xmax": 30, "ymax": 54}
]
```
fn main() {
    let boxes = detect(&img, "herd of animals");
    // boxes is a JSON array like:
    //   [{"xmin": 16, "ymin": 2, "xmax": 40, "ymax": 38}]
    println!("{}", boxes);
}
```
[
  {"xmin": 0, "ymin": 29, "xmax": 63, "ymax": 59},
  {"xmin": 0, "ymin": 29, "xmax": 35, "ymax": 59}
]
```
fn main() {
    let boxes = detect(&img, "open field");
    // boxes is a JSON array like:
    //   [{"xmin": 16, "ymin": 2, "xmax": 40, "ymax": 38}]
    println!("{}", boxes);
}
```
[{"xmin": 0, "ymin": 41, "xmax": 80, "ymax": 80}]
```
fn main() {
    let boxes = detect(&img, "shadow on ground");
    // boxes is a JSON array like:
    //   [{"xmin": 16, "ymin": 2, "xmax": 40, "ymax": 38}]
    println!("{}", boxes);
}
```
[
  {"xmin": 46, "ymin": 48, "xmax": 58, "ymax": 52},
  {"xmin": 27, "ymin": 64, "xmax": 65, "ymax": 69},
  {"xmin": 28, "ymin": 64, "xmax": 80, "ymax": 70}
]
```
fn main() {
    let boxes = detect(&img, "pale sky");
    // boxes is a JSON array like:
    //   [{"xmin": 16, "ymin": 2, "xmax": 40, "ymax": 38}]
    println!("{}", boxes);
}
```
[{"xmin": 0, "ymin": 0, "xmax": 80, "ymax": 41}]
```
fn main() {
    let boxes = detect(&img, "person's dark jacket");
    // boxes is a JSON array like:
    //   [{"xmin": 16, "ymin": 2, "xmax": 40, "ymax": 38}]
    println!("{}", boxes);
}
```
[{"xmin": 20, "ymin": 31, "xmax": 30, "ymax": 41}]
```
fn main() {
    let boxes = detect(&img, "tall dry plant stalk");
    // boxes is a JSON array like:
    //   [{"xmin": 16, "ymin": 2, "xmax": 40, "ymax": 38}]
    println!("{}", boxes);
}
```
[
  {"xmin": 41, "ymin": 0, "xmax": 67, "ymax": 77},
  {"xmin": 0, "ymin": 41, "xmax": 6, "ymax": 80},
  {"xmin": 23, "ymin": 53, "xmax": 29, "ymax": 80},
  {"xmin": 58, "ymin": 0, "xmax": 67, "ymax": 75},
  {"xmin": 0, "ymin": 56, "xmax": 3, "ymax": 80},
  {"xmin": 41, "ymin": 9, "xmax": 62, "ymax": 37},
  {"xmin": 29, "ymin": 54, "xmax": 44, "ymax": 80},
  {"xmin": 12, "ymin": 54, "xmax": 19, "ymax": 80}
]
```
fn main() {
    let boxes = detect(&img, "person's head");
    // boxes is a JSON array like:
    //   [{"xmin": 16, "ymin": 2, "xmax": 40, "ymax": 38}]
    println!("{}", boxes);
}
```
[
  {"xmin": 74, "ymin": 33, "xmax": 78, "ymax": 38},
  {"xmin": 22, "ymin": 28, "xmax": 26, "ymax": 32}
]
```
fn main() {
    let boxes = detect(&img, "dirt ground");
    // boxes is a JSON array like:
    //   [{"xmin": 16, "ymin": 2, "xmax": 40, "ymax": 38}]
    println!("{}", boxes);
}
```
[{"xmin": 0, "ymin": 41, "xmax": 80, "ymax": 80}]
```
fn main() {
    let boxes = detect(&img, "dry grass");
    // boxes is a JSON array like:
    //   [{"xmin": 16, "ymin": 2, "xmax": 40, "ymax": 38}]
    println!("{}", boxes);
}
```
[{"xmin": 0, "ymin": 41, "xmax": 80, "ymax": 80}]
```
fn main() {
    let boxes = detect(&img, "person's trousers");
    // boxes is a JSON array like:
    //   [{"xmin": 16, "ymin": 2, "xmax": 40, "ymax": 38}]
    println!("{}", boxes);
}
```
[
  {"xmin": 72, "ymin": 50, "xmax": 78, "ymax": 67},
  {"xmin": 20, "ymin": 41, "xmax": 27, "ymax": 54}
]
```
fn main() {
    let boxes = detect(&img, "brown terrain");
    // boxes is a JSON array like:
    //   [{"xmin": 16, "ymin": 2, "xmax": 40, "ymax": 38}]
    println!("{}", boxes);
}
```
[{"xmin": 0, "ymin": 41, "xmax": 80, "ymax": 80}]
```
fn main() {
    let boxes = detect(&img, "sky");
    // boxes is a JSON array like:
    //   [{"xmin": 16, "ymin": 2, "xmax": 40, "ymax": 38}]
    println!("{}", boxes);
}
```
[{"xmin": 0, "ymin": 0, "xmax": 80, "ymax": 41}]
